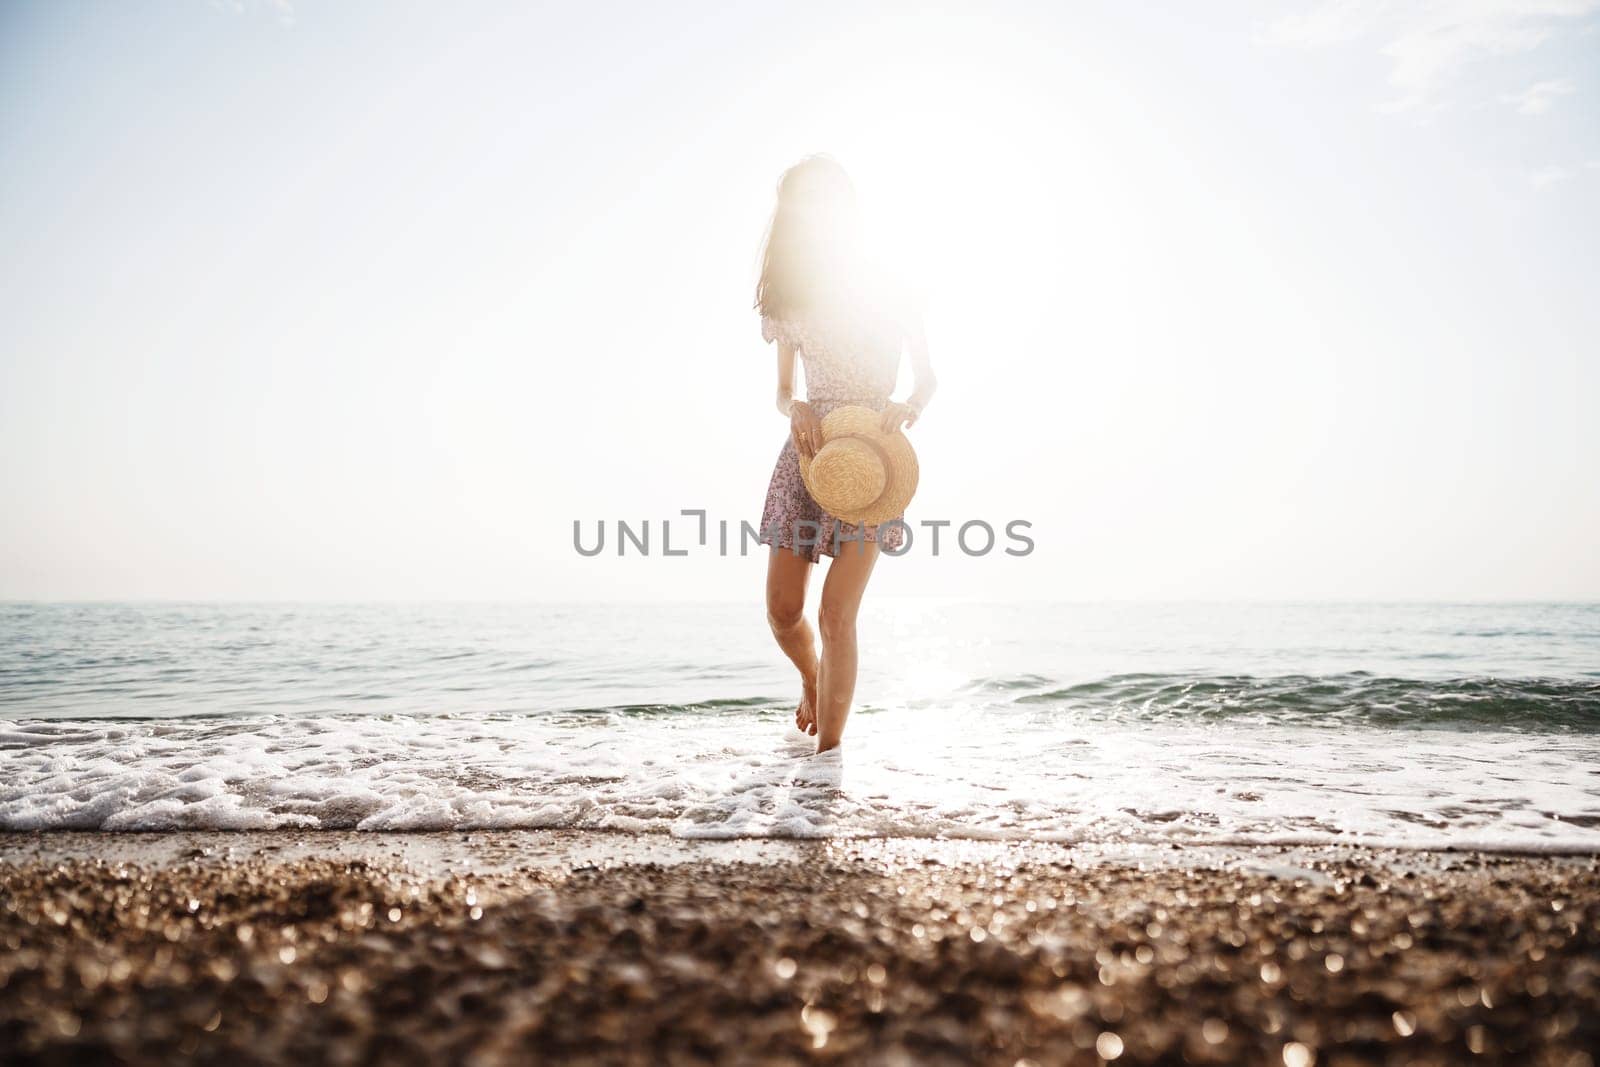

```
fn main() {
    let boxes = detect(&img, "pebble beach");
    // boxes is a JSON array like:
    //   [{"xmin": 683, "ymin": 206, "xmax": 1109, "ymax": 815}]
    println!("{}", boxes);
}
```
[{"xmin": 1, "ymin": 832, "xmax": 1595, "ymax": 1065}]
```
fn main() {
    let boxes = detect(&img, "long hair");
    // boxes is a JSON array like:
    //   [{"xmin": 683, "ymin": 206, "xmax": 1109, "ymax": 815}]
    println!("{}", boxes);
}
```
[{"xmin": 754, "ymin": 155, "xmax": 867, "ymax": 322}]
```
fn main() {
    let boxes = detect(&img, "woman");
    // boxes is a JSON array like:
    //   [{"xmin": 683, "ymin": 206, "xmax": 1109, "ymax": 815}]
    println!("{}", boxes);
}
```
[{"xmin": 755, "ymin": 155, "xmax": 937, "ymax": 753}]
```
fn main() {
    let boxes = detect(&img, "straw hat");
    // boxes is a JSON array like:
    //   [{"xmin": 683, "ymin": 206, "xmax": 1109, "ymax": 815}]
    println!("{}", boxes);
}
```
[{"xmin": 798, "ymin": 405, "xmax": 919, "ymax": 526}]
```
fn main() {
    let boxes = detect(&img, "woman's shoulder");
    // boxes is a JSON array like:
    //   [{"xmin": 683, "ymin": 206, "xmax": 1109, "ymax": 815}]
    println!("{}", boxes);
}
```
[
  {"xmin": 858, "ymin": 254, "xmax": 924, "ymax": 332},
  {"xmin": 760, "ymin": 311, "xmax": 787, "ymax": 345},
  {"xmin": 892, "ymin": 267, "xmax": 928, "ymax": 320},
  {"xmin": 758, "ymin": 261, "xmax": 921, "ymax": 343}
]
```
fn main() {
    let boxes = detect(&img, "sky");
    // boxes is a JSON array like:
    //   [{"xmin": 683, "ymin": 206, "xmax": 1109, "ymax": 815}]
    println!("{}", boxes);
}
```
[{"xmin": 1, "ymin": 0, "xmax": 1596, "ymax": 602}]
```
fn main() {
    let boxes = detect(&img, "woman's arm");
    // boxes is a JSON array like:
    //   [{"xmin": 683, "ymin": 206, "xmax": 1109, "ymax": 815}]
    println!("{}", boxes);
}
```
[
  {"xmin": 881, "ymin": 315, "xmax": 937, "ymax": 432},
  {"xmin": 904, "ymin": 316, "xmax": 938, "ymax": 413},
  {"xmin": 774, "ymin": 336, "xmax": 799, "ymax": 417},
  {"xmin": 775, "ymin": 336, "xmax": 823, "ymax": 458}
]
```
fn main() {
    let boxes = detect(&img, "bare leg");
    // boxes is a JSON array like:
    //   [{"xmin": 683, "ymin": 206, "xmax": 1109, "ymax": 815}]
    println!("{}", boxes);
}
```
[
  {"xmin": 766, "ymin": 547, "xmax": 819, "ymax": 735},
  {"xmin": 814, "ymin": 540, "xmax": 880, "ymax": 753}
]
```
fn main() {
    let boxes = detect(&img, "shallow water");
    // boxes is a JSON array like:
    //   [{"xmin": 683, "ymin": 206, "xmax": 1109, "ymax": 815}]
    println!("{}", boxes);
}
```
[{"xmin": 2, "ymin": 601, "xmax": 1597, "ymax": 850}]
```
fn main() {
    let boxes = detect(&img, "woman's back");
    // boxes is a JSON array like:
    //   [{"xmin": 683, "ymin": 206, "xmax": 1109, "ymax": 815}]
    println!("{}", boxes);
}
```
[{"xmin": 761, "ymin": 298, "xmax": 903, "ymax": 408}]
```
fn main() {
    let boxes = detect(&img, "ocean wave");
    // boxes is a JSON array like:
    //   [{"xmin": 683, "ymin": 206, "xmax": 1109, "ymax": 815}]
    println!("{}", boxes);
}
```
[
  {"xmin": 1007, "ymin": 673, "xmax": 1600, "ymax": 729},
  {"xmin": 3, "ymin": 705, "xmax": 1598, "ymax": 851}
]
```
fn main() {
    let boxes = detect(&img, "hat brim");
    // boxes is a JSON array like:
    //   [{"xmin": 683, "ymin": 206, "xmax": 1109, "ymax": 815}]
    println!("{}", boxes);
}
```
[{"xmin": 798, "ymin": 405, "xmax": 919, "ymax": 527}]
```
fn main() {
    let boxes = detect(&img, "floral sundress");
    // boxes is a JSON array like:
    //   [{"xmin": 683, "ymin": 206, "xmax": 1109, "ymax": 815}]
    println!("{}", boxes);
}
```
[{"xmin": 757, "ymin": 303, "xmax": 908, "ymax": 562}]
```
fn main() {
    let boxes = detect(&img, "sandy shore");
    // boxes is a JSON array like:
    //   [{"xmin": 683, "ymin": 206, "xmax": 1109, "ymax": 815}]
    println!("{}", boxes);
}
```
[{"xmin": 1, "ymin": 833, "xmax": 1596, "ymax": 1065}]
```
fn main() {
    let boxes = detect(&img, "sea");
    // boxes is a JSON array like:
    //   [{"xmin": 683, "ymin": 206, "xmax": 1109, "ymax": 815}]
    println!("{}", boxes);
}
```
[{"xmin": 2, "ymin": 601, "xmax": 1597, "ymax": 852}]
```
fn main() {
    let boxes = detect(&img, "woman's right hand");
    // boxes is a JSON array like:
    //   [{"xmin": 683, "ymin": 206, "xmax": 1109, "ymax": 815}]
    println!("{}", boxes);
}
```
[{"xmin": 789, "ymin": 400, "xmax": 823, "ymax": 459}]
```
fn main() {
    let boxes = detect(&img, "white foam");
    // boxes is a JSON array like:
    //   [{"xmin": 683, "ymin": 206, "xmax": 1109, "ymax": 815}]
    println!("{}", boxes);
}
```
[{"xmin": 3, "ymin": 708, "xmax": 1599, "ymax": 853}]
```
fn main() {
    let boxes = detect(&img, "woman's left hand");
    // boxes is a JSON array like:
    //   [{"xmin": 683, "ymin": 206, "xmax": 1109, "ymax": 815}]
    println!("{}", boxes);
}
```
[{"xmin": 879, "ymin": 401, "xmax": 919, "ymax": 433}]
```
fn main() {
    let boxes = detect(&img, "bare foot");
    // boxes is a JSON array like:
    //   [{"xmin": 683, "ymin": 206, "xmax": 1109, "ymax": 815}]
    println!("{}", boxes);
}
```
[{"xmin": 795, "ymin": 671, "xmax": 819, "ymax": 736}]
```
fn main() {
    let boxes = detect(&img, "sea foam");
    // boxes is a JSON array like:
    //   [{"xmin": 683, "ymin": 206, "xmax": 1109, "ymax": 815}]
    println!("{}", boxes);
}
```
[
  {"xmin": 4, "ymin": 602, "xmax": 1599, "ymax": 850},
  {"xmin": 4, "ymin": 707, "xmax": 1598, "ymax": 852}
]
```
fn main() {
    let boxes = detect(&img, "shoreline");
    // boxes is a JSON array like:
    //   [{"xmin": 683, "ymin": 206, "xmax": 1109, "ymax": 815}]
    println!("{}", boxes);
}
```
[
  {"xmin": 4, "ymin": 829, "xmax": 1596, "ymax": 875},
  {"xmin": 2, "ymin": 832, "xmax": 1596, "ymax": 1064}
]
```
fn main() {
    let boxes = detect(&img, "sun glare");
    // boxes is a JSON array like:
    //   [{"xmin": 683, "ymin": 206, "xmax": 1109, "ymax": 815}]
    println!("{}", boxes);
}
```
[{"xmin": 777, "ymin": 19, "xmax": 1144, "ymax": 398}]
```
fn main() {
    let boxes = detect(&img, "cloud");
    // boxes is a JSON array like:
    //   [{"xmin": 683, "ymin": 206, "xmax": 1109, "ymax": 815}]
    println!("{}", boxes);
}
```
[
  {"xmin": 1262, "ymin": 0, "xmax": 1599, "ymax": 111},
  {"xmin": 1261, "ymin": 0, "xmax": 1388, "ymax": 48},
  {"xmin": 1502, "ymin": 77, "xmax": 1577, "ymax": 114},
  {"xmin": 1527, "ymin": 159, "xmax": 1600, "ymax": 187},
  {"xmin": 210, "ymin": 0, "xmax": 295, "ymax": 27},
  {"xmin": 1527, "ymin": 165, "xmax": 1575, "ymax": 188}
]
